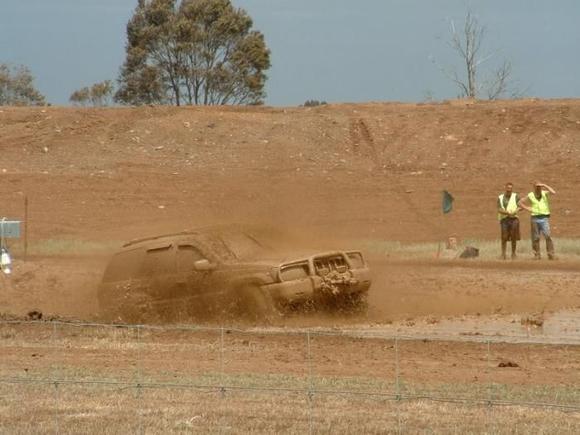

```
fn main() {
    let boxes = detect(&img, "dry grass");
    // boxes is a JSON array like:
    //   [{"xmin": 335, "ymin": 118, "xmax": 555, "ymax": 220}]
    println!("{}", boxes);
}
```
[
  {"xmin": 11, "ymin": 236, "xmax": 580, "ymax": 260},
  {"xmin": 1, "ymin": 381, "xmax": 579, "ymax": 434},
  {"xmin": 0, "ymin": 322, "xmax": 579, "ymax": 433},
  {"xmin": 8, "ymin": 238, "xmax": 120, "ymax": 256},
  {"xmin": 365, "ymin": 237, "xmax": 580, "ymax": 260}
]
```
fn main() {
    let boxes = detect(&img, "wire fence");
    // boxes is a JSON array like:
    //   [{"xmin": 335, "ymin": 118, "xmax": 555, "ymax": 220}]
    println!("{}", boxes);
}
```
[{"xmin": 1, "ymin": 319, "xmax": 579, "ymax": 434}]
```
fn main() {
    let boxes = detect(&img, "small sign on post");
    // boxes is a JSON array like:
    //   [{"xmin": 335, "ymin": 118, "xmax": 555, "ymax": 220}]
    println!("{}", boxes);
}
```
[
  {"xmin": 1, "ymin": 219, "xmax": 21, "ymax": 275},
  {"xmin": 1, "ymin": 220, "xmax": 21, "ymax": 239}
]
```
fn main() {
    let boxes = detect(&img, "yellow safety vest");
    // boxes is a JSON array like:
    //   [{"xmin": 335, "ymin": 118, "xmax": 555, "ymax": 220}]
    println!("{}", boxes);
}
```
[
  {"xmin": 528, "ymin": 191, "xmax": 550, "ymax": 216},
  {"xmin": 498, "ymin": 193, "xmax": 519, "ymax": 221}
]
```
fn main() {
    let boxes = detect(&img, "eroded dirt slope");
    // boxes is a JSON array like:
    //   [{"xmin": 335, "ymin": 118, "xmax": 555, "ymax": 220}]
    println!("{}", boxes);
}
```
[{"xmin": 1, "ymin": 99, "xmax": 580, "ymax": 244}]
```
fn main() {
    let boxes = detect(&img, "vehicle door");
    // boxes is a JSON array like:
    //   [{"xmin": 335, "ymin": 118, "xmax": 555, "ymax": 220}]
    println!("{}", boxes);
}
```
[
  {"xmin": 99, "ymin": 247, "xmax": 145, "ymax": 309},
  {"xmin": 175, "ymin": 243, "xmax": 218, "ymax": 308},
  {"xmin": 139, "ymin": 243, "xmax": 177, "ymax": 302}
]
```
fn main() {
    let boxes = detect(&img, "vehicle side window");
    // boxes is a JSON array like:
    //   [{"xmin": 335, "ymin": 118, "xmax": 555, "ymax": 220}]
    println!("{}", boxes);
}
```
[
  {"xmin": 280, "ymin": 263, "xmax": 309, "ymax": 281},
  {"xmin": 140, "ymin": 246, "xmax": 175, "ymax": 276},
  {"xmin": 177, "ymin": 245, "xmax": 206, "ymax": 272},
  {"xmin": 102, "ymin": 249, "xmax": 144, "ymax": 282}
]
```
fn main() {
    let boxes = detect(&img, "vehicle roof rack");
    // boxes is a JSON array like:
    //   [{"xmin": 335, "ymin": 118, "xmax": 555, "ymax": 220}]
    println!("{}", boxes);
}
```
[
  {"xmin": 121, "ymin": 224, "xmax": 249, "ymax": 248},
  {"xmin": 122, "ymin": 230, "xmax": 196, "ymax": 248}
]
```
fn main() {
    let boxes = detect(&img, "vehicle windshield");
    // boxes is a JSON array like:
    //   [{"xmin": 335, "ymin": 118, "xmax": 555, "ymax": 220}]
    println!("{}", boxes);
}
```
[
  {"xmin": 219, "ymin": 232, "xmax": 272, "ymax": 261},
  {"xmin": 194, "ymin": 230, "xmax": 272, "ymax": 262}
]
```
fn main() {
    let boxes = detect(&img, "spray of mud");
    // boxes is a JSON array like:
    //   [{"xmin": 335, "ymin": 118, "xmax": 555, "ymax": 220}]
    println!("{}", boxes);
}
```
[{"xmin": 0, "ymin": 255, "xmax": 107, "ymax": 321}]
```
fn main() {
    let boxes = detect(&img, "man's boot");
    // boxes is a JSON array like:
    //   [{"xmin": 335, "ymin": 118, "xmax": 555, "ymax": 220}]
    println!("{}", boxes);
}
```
[{"xmin": 532, "ymin": 239, "xmax": 541, "ymax": 259}]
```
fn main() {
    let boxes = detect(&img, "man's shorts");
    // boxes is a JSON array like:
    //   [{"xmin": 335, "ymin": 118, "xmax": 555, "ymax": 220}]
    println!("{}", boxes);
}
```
[
  {"xmin": 500, "ymin": 217, "xmax": 521, "ymax": 242},
  {"xmin": 531, "ymin": 216, "xmax": 551, "ymax": 241}
]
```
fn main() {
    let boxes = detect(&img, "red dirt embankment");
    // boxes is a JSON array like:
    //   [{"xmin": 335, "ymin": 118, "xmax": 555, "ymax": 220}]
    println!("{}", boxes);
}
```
[{"xmin": 1, "ymin": 99, "xmax": 580, "ymax": 243}]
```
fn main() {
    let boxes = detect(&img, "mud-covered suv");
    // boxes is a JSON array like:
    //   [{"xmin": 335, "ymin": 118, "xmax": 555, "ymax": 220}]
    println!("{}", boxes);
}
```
[{"xmin": 98, "ymin": 226, "xmax": 371, "ymax": 322}]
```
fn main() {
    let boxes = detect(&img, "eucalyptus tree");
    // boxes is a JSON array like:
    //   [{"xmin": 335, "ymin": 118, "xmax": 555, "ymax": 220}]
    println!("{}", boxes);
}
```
[{"xmin": 116, "ymin": 0, "xmax": 271, "ymax": 106}]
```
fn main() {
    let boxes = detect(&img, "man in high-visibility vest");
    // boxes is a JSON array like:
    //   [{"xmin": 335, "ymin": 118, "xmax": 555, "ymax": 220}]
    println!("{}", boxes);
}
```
[
  {"xmin": 497, "ymin": 182, "xmax": 521, "ymax": 260},
  {"xmin": 518, "ymin": 182, "xmax": 556, "ymax": 260}
]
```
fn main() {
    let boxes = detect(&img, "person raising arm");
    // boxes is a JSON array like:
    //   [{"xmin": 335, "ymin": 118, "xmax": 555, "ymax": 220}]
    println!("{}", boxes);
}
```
[{"xmin": 518, "ymin": 182, "xmax": 556, "ymax": 260}]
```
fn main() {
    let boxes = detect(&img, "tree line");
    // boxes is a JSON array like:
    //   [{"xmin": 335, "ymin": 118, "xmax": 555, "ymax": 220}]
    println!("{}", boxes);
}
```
[
  {"xmin": 0, "ymin": 64, "xmax": 45, "ymax": 106},
  {"xmin": 1, "ymin": 3, "xmax": 522, "ymax": 107},
  {"xmin": 69, "ymin": 81, "xmax": 115, "ymax": 106}
]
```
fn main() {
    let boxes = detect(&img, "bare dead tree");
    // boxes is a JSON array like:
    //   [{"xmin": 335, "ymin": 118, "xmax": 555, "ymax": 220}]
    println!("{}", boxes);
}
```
[
  {"xmin": 485, "ymin": 59, "xmax": 511, "ymax": 100},
  {"xmin": 448, "ymin": 11, "xmax": 485, "ymax": 98},
  {"xmin": 438, "ymin": 11, "xmax": 522, "ymax": 100}
]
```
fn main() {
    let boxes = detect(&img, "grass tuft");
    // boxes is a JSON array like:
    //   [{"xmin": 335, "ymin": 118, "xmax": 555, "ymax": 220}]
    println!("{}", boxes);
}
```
[
  {"xmin": 7, "ymin": 239, "xmax": 121, "ymax": 256},
  {"xmin": 364, "ymin": 238, "xmax": 580, "ymax": 260}
]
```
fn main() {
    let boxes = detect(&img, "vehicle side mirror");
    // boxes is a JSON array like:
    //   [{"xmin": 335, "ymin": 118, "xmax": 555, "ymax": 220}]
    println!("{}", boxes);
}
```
[{"xmin": 194, "ymin": 259, "xmax": 216, "ymax": 271}]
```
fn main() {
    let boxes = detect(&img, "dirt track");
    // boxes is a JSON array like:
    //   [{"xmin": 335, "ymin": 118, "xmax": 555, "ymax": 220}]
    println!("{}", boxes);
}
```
[
  {"xmin": 1, "ymin": 99, "xmax": 580, "ymax": 323},
  {"xmin": 2, "ymin": 255, "xmax": 579, "ymax": 330}
]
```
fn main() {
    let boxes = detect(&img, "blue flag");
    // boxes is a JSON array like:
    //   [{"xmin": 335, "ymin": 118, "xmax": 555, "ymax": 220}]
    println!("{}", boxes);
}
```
[{"xmin": 442, "ymin": 190, "xmax": 454, "ymax": 214}]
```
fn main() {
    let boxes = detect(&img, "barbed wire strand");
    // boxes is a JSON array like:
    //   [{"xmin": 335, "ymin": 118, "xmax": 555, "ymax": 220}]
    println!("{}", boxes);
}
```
[{"xmin": 1, "ymin": 377, "xmax": 578, "ymax": 412}]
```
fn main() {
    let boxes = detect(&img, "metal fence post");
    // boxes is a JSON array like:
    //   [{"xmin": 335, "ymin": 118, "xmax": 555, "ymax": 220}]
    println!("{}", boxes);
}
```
[
  {"xmin": 486, "ymin": 340, "xmax": 492, "ymax": 406},
  {"xmin": 485, "ymin": 339, "xmax": 493, "ymax": 434},
  {"xmin": 395, "ymin": 337, "xmax": 401, "ymax": 400},
  {"xmin": 395, "ymin": 336, "xmax": 402, "ymax": 435},
  {"xmin": 220, "ymin": 327, "xmax": 225, "ymax": 396},
  {"xmin": 136, "ymin": 325, "xmax": 143, "ymax": 435},
  {"xmin": 219, "ymin": 326, "xmax": 226, "ymax": 435},
  {"xmin": 50, "ymin": 321, "xmax": 60, "ymax": 435},
  {"xmin": 306, "ymin": 331, "xmax": 314, "ymax": 435}
]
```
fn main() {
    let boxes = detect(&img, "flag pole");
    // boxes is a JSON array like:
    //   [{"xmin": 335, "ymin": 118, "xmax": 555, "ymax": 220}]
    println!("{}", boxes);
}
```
[{"xmin": 439, "ymin": 190, "xmax": 454, "ymax": 258}]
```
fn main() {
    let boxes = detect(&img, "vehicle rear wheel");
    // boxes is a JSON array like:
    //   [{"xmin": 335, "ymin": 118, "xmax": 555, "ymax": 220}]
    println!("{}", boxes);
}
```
[{"xmin": 102, "ymin": 293, "xmax": 158, "ymax": 324}]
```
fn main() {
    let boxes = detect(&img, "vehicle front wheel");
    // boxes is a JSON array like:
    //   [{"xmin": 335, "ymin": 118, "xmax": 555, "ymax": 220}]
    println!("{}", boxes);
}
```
[
  {"xmin": 346, "ymin": 292, "xmax": 369, "ymax": 314},
  {"xmin": 324, "ymin": 292, "xmax": 368, "ymax": 316},
  {"xmin": 101, "ymin": 293, "xmax": 158, "ymax": 324},
  {"xmin": 236, "ymin": 285, "xmax": 279, "ymax": 323}
]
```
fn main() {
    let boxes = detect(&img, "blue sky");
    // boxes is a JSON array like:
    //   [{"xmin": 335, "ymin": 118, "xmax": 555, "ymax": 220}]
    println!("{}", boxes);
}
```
[{"xmin": 1, "ymin": 0, "xmax": 579, "ymax": 106}]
